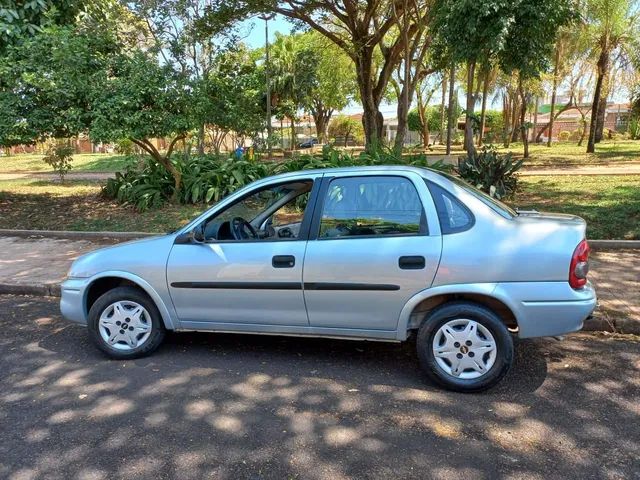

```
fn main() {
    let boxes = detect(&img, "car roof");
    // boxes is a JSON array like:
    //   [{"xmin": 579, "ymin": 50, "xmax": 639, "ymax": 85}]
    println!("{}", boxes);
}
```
[{"xmin": 264, "ymin": 164, "xmax": 448, "ymax": 183}]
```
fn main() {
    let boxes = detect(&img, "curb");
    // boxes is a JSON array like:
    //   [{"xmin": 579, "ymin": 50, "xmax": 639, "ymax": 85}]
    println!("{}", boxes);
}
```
[
  {"xmin": 589, "ymin": 240, "xmax": 640, "ymax": 250},
  {"xmin": 0, "ymin": 229, "xmax": 638, "ymax": 249},
  {"xmin": 0, "ymin": 229, "xmax": 156, "ymax": 241},
  {"xmin": 0, "ymin": 283, "xmax": 61, "ymax": 297},
  {"xmin": 583, "ymin": 314, "xmax": 640, "ymax": 336}
]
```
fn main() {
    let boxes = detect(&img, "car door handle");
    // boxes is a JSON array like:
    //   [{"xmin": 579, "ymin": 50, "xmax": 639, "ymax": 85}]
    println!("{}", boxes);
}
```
[
  {"xmin": 399, "ymin": 256, "xmax": 425, "ymax": 270},
  {"xmin": 272, "ymin": 255, "xmax": 296, "ymax": 268}
]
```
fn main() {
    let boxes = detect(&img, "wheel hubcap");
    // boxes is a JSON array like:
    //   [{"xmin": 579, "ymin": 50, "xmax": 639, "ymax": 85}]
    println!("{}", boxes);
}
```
[
  {"xmin": 432, "ymin": 319, "xmax": 497, "ymax": 379},
  {"xmin": 98, "ymin": 301, "xmax": 151, "ymax": 351}
]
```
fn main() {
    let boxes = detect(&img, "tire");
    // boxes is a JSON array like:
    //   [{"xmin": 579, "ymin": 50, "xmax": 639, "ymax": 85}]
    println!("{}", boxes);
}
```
[
  {"xmin": 88, "ymin": 286, "xmax": 166, "ymax": 360},
  {"xmin": 416, "ymin": 301, "xmax": 514, "ymax": 393}
]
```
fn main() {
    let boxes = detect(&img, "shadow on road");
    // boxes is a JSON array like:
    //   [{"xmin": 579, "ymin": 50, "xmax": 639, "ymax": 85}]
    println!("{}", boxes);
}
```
[{"xmin": 0, "ymin": 295, "xmax": 638, "ymax": 479}]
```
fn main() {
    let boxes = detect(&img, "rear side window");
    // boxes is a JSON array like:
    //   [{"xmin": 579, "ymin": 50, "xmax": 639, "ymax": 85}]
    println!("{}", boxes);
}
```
[
  {"xmin": 426, "ymin": 181, "xmax": 474, "ymax": 234},
  {"xmin": 319, "ymin": 176, "xmax": 426, "ymax": 238}
]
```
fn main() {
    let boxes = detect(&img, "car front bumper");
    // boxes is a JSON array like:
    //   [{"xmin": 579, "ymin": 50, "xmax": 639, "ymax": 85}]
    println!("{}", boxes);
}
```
[
  {"xmin": 60, "ymin": 277, "xmax": 91, "ymax": 325},
  {"xmin": 496, "ymin": 281, "xmax": 597, "ymax": 338}
]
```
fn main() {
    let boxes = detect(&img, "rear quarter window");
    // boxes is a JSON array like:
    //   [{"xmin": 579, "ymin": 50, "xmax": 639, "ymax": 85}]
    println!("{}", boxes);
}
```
[{"xmin": 426, "ymin": 181, "xmax": 475, "ymax": 234}]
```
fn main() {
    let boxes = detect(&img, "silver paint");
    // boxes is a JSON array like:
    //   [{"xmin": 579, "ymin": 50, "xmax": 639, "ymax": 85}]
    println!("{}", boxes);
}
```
[{"xmin": 60, "ymin": 166, "xmax": 597, "ymax": 341}]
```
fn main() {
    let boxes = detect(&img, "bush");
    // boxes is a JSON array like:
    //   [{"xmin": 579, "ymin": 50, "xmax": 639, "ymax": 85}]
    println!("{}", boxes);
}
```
[
  {"xmin": 456, "ymin": 146, "xmax": 524, "ymax": 199},
  {"xmin": 104, "ymin": 147, "xmax": 454, "ymax": 211},
  {"xmin": 629, "ymin": 117, "xmax": 640, "ymax": 140},
  {"xmin": 558, "ymin": 131, "xmax": 571, "ymax": 142},
  {"xmin": 115, "ymin": 138, "xmax": 136, "ymax": 155},
  {"xmin": 43, "ymin": 142, "xmax": 75, "ymax": 181}
]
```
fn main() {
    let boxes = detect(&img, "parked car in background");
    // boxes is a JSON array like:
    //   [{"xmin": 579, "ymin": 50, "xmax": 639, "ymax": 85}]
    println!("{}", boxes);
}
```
[
  {"xmin": 61, "ymin": 166, "xmax": 596, "ymax": 392},
  {"xmin": 298, "ymin": 138, "xmax": 319, "ymax": 149}
]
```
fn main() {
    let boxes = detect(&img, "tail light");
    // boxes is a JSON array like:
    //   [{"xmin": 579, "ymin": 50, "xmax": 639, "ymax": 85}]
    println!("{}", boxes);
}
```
[{"xmin": 569, "ymin": 239, "xmax": 590, "ymax": 289}]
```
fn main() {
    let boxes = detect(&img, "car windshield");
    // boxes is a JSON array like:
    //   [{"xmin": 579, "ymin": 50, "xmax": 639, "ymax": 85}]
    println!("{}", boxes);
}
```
[{"xmin": 439, "ymin": 172, "xmax": 517, "ymax": 219}]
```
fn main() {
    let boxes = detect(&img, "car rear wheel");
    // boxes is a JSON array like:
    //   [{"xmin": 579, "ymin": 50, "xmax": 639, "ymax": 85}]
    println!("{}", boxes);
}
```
[
  {"xmin": 88, "ymin": 286, "xmax": 165, "ymax": 360},
  {"xmin": 416, "ymin": 301, "xmax": 513, "ymax": 392}
]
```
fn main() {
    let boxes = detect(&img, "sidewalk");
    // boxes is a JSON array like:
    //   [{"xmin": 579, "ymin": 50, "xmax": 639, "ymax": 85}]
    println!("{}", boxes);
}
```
[
  {"xmin": 521, "ymin": 163, "xmax": 640, "ymax": 176},
  {"xmin": 0, "ymin": 235, "xmax": 637, "ymax": 333}
]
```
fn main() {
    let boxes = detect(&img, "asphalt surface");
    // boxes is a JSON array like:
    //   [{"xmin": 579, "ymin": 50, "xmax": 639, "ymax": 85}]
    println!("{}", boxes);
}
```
[{"xmin": 1, "ymin": 296, "xmax": 639, "ymax": 480}]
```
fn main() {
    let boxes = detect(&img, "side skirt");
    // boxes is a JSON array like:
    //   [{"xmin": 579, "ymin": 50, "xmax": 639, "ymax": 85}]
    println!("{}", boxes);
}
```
[{"xmin": 176, "ymin": 321, "xmax": 400, "ymax": 342}]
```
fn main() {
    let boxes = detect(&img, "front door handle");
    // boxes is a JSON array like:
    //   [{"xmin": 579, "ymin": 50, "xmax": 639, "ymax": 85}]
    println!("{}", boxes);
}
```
[
  {"xmin": 272, "ymin": 255, "xmax": 296, "ymax": 268},
  {"xmin": 399, "ymin": 256, "xmax": 425, "ymax": 270}
]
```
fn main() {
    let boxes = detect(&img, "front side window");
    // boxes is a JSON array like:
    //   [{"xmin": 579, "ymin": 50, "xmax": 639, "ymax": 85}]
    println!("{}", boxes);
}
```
[
  {"xmin": 319, "ymin": 176, "xmax": 425, "ymax": 238},
  {"xmin": 203, "ymin": 180, "xmax": 312, "ymax": 241}
]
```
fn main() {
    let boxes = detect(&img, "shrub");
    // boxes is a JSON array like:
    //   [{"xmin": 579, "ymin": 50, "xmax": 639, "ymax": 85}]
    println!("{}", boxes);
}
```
[
  {"xmin": 629, "ymin": 117, "xmax": 640, "ymax": 140},
  {"xmin": 456, "ymin": 146, "xmax": 524, "ymax": 199},
  {"xmin": 115, "ymin": 138, "xmax": 136, "ymax": 155},
  {"xmin": 558, "ymin": 131, "xmax": 571, "ymax": 142},
  {"xmin": 43, "ymin": 142, "xmax": 75, "ymax": 181},
  {"xmin": 104, "ymin": 147, "xmax": 454, "ymax": 211}
]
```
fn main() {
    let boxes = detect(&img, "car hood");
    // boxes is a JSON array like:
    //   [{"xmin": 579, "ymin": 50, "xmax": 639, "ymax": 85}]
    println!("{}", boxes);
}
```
[{"xmin": 68, "ymin": 234, "xmax": 175, "ymax": 279}]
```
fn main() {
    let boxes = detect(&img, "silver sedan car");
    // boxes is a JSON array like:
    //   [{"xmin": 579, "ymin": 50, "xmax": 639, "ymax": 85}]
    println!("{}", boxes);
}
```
[{"xmin": 61, "ymin": 166, "xmax": 596, "ymax": 391}]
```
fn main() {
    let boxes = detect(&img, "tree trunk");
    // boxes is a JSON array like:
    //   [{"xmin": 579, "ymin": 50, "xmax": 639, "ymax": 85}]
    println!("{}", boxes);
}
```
[
  {"xmin": 510, "ymin": 98, "xmax": 520, "ymax": 143},
  {"xmin": 197, "ymin": 123, "xmax": 205, "ymax": 155},
  {"xmin": 587, "ymin": 46, "xmax": 609, "ymax": 154},
  {"xmin": 503, "ymin": 94, "xmax": 511, "ymax": 148},
  {"xmin": 537, "ymin": 98, "xmax": 573, "ymax": 142},
  {"xmin": 446, "ymin": 64, "xmax": 456, "ymax": 155},
  {"xmin": 594, "ymin": 95, "xmax": 607, "ymax": 143},
  {"xmin": 533, "ymin": 96, "xmax": 539, "ymax": 144},
  {"xmin": 519, "ymin": 78, "xmax": 529, "ymax": 159},
  {"xmin": 290, "ymin": 116, "xmax": 296, "ymax": 150},
  {"xmin": 394, "ymin": 94, "xmax": 410, "ymax": 154},
  {"xmin": 547, "ymin": 43, "xmax": 561, "ymax": 147},
  {"xmin": 440, "ymin": 72, "xmax": 447, "ymax": 144},
  {"xmin": 311, "ymin": 106, "xmax": 333, "ymax": 144},
  {"xmin": 478, "ymin": 67, "xmax": 490, "ymax": 146},
  {"xmin": 463, "ymin": 61, "xmax": 477, "ymax": 156},
  {"xmin": 132, "ymin": 137, "xmax": 183, "ymax": 202},
  {"xmin": 355, "ymin": 53, "xmax": 384, "ymax": 151},
  {"xmin": 577, "ymin": 111, "xmax": 589, "ymax": 146}
]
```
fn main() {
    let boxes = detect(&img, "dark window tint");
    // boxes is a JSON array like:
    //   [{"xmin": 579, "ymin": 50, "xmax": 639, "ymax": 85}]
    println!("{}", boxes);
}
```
[
  {"xmin": 319, "ymin": 176, "xmax": 425, "ymax": 238},
  {"xmin": 426, "ymin": 182, "xmax": 474, "ymax": 234}
]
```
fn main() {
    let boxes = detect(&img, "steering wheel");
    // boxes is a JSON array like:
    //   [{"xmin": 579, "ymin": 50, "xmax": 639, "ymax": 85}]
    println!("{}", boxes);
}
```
[{"xmin": 231, "ymin": 217, "xmax": 257, "ymax": 240}]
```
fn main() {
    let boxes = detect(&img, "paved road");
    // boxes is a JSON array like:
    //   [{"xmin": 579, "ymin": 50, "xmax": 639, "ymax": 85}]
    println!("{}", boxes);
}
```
[{"xmin": 1, "ymin": 295, "xmax": 639, "ymax": 479}]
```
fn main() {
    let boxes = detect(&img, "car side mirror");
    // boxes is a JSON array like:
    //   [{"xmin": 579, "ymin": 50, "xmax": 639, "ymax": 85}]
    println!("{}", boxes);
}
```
[
  {"xmin": 191, "ymin": 223, "xmax": 205, "ymax": 243},
  {"xmin": 174, "ymin": 224, "xmax": 205, "ymax": 245}
]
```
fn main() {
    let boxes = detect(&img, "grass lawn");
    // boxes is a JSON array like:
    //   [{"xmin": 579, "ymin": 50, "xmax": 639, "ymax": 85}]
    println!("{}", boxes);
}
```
[
  {"xmin": 0, "ymin": 178, "xmax": 201, "ymax": 233},
  {"xmin": 496, "ymin": 140, "xmax": 640, "ymax": 167},
  {"xmin": 0, "ymin": 153, "xmax": 132, "ymax": 173},
  {"xmin": 1, "ymin": 174, "xmax": 639, "ymax": 239},
  {"xmin": 512, "ymin": 175, "xmax": 640, "ymax": 240}
]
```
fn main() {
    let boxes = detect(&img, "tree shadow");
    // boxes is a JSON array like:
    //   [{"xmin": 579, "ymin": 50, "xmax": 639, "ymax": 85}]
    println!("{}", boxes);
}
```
[{"xmin": 2, "ymin": 296, "xmax": 638, "ymax": 478}]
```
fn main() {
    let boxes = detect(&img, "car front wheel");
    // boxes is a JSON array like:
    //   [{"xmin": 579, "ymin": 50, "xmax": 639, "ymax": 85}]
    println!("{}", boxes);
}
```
[
  {"xmin": 416, "ymin": 301, "xmax": 514, "ymax": 392},
  {"xmin": 88, "ymin": 286, "xmax": 166, "ymax": 360}
]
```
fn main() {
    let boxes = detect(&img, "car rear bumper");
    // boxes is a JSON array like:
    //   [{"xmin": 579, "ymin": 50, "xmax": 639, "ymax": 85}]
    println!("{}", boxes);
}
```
[
  {"xmin": 495, "ymin": 281, "xmax": 597, "ymax": 338},
  {"xmin": 60, "ymin": 278, "xmax": 90, "ymax": 325}
]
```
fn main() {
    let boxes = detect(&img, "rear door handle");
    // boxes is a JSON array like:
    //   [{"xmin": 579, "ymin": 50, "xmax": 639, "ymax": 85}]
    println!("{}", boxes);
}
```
[
  {"xmin": 272, "ymin": 255, "xmax": 296, "ymax": 268},
  {"xmin": 399, "ymin": 256, "xmax": 425, "ymax": 270}
]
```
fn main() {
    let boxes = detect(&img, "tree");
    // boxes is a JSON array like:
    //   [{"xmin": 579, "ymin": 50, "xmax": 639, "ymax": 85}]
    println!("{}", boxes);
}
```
[
  {"xmin": 194, "ymin": 46, "xmax": 264, "ymax": 154},
  {"xmin": 0, "ymin": 0, "xmax": 84, "ymax": 54},
  {"xmin": 200, "ymin": 1, "xmax": 433, "ymax": 150},
  {"xmin": 129, "ymin": 0, "xmax": 238, "ymax": 154},
  {"xmin": 328, "ymin": 115, "xmax": 364, "ymax": 146},
  {"xmin": 0, "ymin": 25, "xmax": 117, "ymax": 148},
  {"xmin": 498, "ymin": 0, "xmax": 575, "ymax": 158},
  {"xmin": 297, "ymin": 31, "xmax": 355, "ymax": 144},
  {"xmin": 584, "ymin": 0, "xmax": 639, "ymax": 153},
  {"xmin": 91, "ymin": 51, "xmax": 195, "ymax": 199},
  {"xmin": 430, "ymin": 0, "xmax": 514, "ymax": 156}
]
